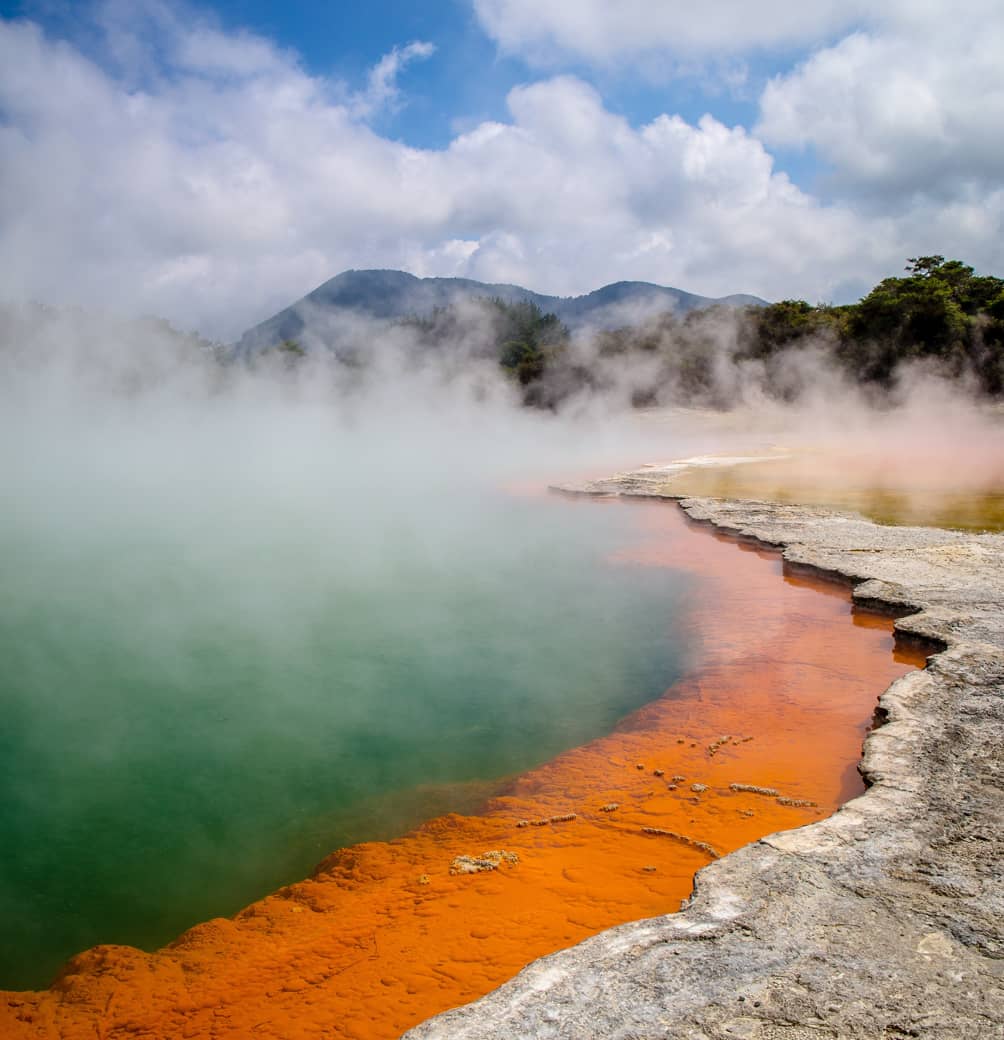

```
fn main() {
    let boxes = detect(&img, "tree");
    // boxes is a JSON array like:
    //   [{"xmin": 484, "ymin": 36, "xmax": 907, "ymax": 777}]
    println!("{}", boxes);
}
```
[{"xmin": 905, "ymin": 255, "xmax": 946, "ymax": 276}]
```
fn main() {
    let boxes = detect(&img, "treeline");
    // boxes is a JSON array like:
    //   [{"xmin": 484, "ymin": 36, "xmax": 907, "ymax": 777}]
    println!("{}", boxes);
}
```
[
  {"xmin": 395, "ymin": 256, "xmax": 1004, "ymax": 408},
  {"xmin": 254, "ymin": 255, "xmax": 1004, "ymax": 408},
  {"xmin": 742, "ymin": 256, "xmax": 1004, "ymax": 395},
  {"xmin": 8, "ymin": 257, "xmax": 1001, "ymax": 409},
  {"xmin": 397, "ymin": 297, "xmax": 568, "ymax": 405}
]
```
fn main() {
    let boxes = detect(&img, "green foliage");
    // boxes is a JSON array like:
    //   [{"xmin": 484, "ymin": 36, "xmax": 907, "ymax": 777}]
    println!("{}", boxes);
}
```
[
  {"xmin": 491, "ymin": 299, "xmax": 567, "ymax": 388},
  {"xmin": 254, "ymin": 337, "xmax": 307, "ymax": 370},
  {"xmin": 395, "ymin": 296, "xmax": 570, "ymax": 403},
  {"xmin": 852, "ymin": 276, "xmax": 964, "ymax": 352},
  {"xmin": 385, "ymin": 256, "xmax": 1004, "ymax": 407},
  {"xmin": 278, "ymin": 339, "xmax": 306, "ymax": 357},
  {"xmin": 987, "ymin": 289, "xmax": 1004, "ymax": 323},
  {"xmin": 568, "ymin": 256, "xmax": 1003, "ymax": 406},
  {"xmin": 742, "ymin": 299, "xmax": 846, "ymax": 359},
  {"xmin": 905, "ymin": 255, "xmax": 948, "ymax": 277},
  {"xmin": 836, "ymin": 256, "xmax": 1002, "ymax": 387}
]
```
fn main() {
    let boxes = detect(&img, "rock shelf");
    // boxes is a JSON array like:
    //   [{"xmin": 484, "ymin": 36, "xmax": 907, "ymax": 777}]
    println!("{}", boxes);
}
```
[{"xmin": 406, "ymin": 490, "xmax": 1004, "ymax": 1040}]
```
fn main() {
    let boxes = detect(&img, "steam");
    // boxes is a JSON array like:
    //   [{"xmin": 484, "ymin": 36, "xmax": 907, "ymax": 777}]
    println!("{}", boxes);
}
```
[
  {"xmin": 1, "ymin": 285, "xmax": 1000, "ymax": 990},
  {"xmin": 4, "ymin": 294, "xmax": 1000, "ymax": 522},
  {"xmin": 0, "ymin": 302, "xmax": 709, "ymax": 989},
  {"xmin": 543, "ymin": 302, "xmax": 1004, "ymax": 505}
]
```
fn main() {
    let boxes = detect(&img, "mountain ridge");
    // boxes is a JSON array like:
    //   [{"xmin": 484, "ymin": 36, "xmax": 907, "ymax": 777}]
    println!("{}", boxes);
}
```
[{"xmin": 235, "ymin": 269, "xmax": 767, "ymax": 353}]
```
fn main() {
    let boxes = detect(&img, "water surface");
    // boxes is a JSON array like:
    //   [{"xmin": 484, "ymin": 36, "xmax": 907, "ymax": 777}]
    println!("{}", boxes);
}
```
[
  {"xmin": 668, "ymin": 455, "xmax": 1004, "ymax": 531},
  {"xmin": 0, "ymin": 487, "xmax": 693, "ymax": 988},
  {"xmin": 0, "ymin": 498, "xmax": 925, "ymax": 1040}
]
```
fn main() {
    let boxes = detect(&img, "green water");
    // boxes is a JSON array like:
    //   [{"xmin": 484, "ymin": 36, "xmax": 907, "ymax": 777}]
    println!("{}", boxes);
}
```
[{"xmin": 0, "ymin": 488, "xmax": 692, "ymax": 990}]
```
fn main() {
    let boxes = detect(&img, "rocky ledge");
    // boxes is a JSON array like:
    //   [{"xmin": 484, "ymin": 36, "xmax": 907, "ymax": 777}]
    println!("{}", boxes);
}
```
[{"xmin": 406, "ymin": 484, "xmax": 1004, "ymax": 1040}]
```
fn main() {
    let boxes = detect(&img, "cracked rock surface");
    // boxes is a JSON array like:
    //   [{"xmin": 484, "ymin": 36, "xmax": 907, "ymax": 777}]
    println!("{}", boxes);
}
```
[{"xmin": 406, "ymin": 489, "xmax": 1004, "ymax": 1040}]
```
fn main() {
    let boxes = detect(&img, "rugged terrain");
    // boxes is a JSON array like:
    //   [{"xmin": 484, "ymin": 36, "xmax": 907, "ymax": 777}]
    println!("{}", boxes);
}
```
[{"xmin": 406, "ymin": 477, "xmax": 1004, "ymax": 1040}]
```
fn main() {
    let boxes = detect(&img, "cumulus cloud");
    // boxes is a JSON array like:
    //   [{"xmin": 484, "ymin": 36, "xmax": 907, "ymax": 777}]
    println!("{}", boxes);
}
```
[
  {"xmin": 471, "ymin": 1, "xmax": 1000, "ymax": 66},
  {"xmin": 472, "ymin": 0, "xmax": 874, "ymax": 63},
  {"xmin": 474, "ymin": 1, "xmax": 1004, "ymax": 225},
  {"xmin": 0, "ymin": 4, "xmax": 1001, "ymax": 340},
  {"xmin": 0, "ymin": 15, "xmax": 861, "ymax": 337},
  {"xmin": 757, "ymin": 15, "xmax": 1004, "ymax": 205}
]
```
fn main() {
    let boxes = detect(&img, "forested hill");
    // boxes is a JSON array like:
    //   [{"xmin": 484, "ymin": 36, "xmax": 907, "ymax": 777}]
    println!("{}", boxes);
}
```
[
  {"xmin": 740, "ymin": 256, "xmax": 1004, "ymax": 393},
  {"xmin": 235, "ymin": 269, "xmax": 765, "ymax": 354},
  {"xmin": 740, "ymin": 256, "xmax": 1003, "ymax": 396},
  {"xmin": 393, "ymin": 256, "xmax": 1004, "ymax": 408},
  {"xmin": 8, "ymin": 256, "xmax": 996, "ymax": 413}
]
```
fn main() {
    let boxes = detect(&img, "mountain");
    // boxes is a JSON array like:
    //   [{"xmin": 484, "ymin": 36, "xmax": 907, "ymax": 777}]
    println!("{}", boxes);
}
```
[{"xmin": 235, "ymin": 270, "xmax": 766, "ymax": 354}]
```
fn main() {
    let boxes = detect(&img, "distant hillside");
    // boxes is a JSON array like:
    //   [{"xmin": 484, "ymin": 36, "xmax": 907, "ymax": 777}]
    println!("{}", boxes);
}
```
[{"xmin": 235, "ymin": 269, "xmax": 765, "ymax": 353}]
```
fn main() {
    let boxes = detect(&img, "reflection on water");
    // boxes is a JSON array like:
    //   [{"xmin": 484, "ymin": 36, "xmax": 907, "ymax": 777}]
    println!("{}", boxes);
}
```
[{"xmin": 667, "ymin": 455, "xmax": 1004, "ymax": 532}]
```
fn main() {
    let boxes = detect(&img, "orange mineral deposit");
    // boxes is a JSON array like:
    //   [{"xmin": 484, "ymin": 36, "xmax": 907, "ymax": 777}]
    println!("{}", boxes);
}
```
[{"xmin": 0, "ymin": 498, "xmax": 925, "ymax": 1040}]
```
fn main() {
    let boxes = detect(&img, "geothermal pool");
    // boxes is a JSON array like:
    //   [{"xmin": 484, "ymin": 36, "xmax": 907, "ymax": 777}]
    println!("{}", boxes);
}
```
[
  {"xmin": 0, "ymin": 489, "xmax": 694, "ymax": 989},
  {"xmin": 0, "ymin": 493, "xmax": 924, "ymax": 1040}
]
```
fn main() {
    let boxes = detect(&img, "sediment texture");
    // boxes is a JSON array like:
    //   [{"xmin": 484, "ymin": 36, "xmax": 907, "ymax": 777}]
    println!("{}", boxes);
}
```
[{"xmin": 407, "ymin": 489, "xmax": 1004, "ymax": 1040}]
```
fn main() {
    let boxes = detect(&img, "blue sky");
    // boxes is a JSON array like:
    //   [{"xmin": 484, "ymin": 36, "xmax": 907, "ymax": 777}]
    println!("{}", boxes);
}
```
[
  {"xmin": 206, "ymin": 0, "xmax": 517, "ymax": 146},
  {"xmin": 0, "ymin": 0, "xmax": 1001, "ymax": 336},
  {"xmin": 5, "ymin": 0, "xmax": 793, "ymax": 151}
]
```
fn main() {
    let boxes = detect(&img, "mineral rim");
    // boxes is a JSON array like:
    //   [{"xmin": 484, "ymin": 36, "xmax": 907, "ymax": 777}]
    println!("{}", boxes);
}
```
[{"xmin": 406, "ymin": 479, "xmax": 1004, "ymax": 1040}]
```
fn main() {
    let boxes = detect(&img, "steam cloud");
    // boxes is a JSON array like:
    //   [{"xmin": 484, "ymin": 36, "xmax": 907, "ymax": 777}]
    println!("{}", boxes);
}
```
[{"xmin": 1, "ymin": 287, "xmax": 1000, "ymax": 990}]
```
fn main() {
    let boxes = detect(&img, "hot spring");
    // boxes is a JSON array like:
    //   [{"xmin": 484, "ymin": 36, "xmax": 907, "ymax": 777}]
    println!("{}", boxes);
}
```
[{"xmin": 0, "ymin": 382, "xmax": 698, "ymax": 989}]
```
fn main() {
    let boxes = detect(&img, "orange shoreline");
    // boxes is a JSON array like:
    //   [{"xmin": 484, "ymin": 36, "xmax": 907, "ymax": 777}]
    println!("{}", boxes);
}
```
[{"xmin": 1, "ymin": 499, "xmax": 925, "ymax": 1040}]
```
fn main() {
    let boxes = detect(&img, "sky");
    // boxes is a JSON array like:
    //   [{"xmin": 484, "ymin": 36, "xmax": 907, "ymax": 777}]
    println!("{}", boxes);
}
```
[{"xmin": 1, "ymin": 0, "xmax": 1002, "ymax": 340}]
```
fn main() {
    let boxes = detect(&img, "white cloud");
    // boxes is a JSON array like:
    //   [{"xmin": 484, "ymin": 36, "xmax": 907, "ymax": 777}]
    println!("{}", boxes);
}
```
[
  {"xmin": 350, "ymin": 40, "xmax": 436, "ymax": 119},
  {"xmin": 471, "ymin": 0, "xmax": 875, "ymax": 63},
  {"xmin": 471, "ymin": 1, "xmax": 1003, "ymax": 65},
  {"xmin": 472, "ymin": 1, "xmax": 1004, "ymax": 211},
  {"xmin": 0, "ymin": 9, "xmax": 1001, "ymax": 341},
  {"xmin": 174, "ymin": 26, "xmax": 290, "ymax": 78},
  {"xmin": 757, "ymin": 15, "xmax": 1004, "ymax": 204}
]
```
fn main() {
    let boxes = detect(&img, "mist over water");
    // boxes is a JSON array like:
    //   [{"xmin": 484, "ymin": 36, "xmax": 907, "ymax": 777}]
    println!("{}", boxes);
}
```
[
  {"xmin": 0, "ymin": 318, "xmax": 698, "ymax": 989},
  {"xmin": 3, "ymin": 294, "xmax": 999, "ymax": 991}
]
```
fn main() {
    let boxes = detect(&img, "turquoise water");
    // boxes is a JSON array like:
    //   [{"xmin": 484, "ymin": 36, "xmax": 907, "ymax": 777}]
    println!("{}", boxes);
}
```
[{"xmin": 0, "ymin": 484, "xmax": 693, "ymax": 990}]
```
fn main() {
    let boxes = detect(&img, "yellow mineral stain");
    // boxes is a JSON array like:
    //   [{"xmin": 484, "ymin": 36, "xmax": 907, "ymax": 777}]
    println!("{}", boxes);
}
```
[{"xmin": 667, "ymin": 452, "xmax": 1004, "ymax": 532}]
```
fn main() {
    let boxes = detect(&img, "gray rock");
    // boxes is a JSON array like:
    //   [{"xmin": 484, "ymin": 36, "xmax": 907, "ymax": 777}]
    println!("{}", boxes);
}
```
[{"xmin": 406, "ymin": 489, "xmax": 1004, "ymax": 1040}]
